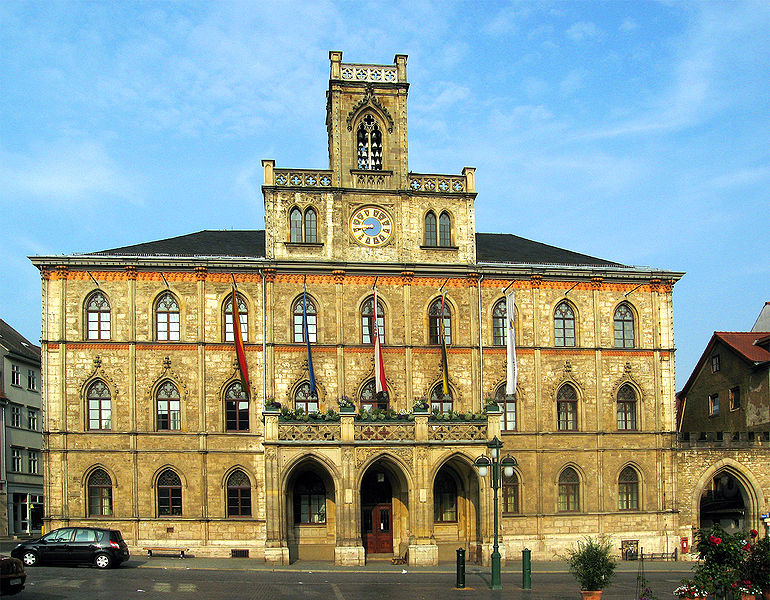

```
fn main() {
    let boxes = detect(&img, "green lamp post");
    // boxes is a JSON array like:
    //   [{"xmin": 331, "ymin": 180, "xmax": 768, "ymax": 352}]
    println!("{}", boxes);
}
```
[{"xmin": 474, "ymin": 436, "xmax": 517, "ymax": 590}]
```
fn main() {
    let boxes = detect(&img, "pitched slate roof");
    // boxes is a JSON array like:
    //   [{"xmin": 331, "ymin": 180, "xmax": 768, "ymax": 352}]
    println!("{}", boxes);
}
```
[
  {"xmin": 91, "ymin": 229, "xmax": 622, "ymax": 267},
  {"xmin": 0, "ymin": 319, "xmax": 40, "ymax": 362}
]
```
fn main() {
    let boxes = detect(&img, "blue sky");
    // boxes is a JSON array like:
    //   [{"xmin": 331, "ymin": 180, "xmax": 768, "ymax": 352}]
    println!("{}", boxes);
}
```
[{"xmin": 1, "ymin": 1, "xmax": 768, "ymax": 389}]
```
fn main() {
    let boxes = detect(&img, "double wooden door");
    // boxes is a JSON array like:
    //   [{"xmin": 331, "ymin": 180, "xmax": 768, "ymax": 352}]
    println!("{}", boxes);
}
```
[{"xmin": 362, "ymin": 503, "xmax": 393, "ymax": 554}]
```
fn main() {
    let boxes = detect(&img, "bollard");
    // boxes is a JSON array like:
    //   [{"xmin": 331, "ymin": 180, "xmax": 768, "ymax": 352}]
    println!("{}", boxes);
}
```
[
  {"xmin": 456, "ymin": 547, "xmax": 466, "ymax": 589},
  {"xmin": 522, "ymin": 547, "xmax": 531, "ymax": 589}
]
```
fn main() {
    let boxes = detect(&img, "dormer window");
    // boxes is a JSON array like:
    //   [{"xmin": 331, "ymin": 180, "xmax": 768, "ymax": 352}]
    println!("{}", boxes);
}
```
[{"xmin": 357, "ymin": 114, "xmax": 382, "ymax": 170}]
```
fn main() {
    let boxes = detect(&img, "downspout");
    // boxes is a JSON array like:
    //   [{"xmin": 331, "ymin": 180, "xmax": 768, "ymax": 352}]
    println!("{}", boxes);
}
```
[
  {"xmin": 477, "ymin": 273, "xmax": 484, "ymax": 406},
  {"xmin": 259, "ymin": 269, "xmax": 267, "ymax": 406}
]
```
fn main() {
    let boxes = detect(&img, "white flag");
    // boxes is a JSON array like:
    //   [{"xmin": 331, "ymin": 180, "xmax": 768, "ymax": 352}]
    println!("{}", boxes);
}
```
[{"xmin": 505, "ymin": 290, "xmax": 517, "ymax": 396}]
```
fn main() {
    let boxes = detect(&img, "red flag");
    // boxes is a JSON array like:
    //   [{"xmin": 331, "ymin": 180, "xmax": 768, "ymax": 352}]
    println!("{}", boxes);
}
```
[
  {"xmin": 231, "ymin": 288, "xmax": 250, "ymax": 396},
  {"xmin": 373, "ymin": 287, "xmax": 387, "ymax": 394}
]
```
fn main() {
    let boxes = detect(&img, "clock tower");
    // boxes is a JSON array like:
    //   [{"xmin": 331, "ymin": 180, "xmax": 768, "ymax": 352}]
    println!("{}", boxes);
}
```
[{"xmin": 262, "ymin": 52, "xmax": 478, "ymax": 265}]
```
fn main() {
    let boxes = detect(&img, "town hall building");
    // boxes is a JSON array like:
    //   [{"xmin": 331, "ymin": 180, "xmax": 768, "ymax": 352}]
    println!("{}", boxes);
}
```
[{"xmin": 32, "ymin": 52, "xmax": 697, "ymax": 565}]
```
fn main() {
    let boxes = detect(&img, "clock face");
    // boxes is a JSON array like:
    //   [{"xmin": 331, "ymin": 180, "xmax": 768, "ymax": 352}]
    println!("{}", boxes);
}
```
[{"xmin": 350, "ymin": 206, "xmax": 393, "ymax": 247}]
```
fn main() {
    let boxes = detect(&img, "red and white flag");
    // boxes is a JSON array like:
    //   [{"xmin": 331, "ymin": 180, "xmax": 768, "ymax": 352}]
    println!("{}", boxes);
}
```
[{"xmin": 373, "ymin": 287, "xmax": 387, "ymax": 394}]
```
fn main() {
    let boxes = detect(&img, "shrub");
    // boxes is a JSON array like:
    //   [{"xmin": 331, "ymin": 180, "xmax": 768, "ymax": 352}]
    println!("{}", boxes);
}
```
[{"xmin": 567, "ymin": 536, "xmax": 617, "ymax": 591}]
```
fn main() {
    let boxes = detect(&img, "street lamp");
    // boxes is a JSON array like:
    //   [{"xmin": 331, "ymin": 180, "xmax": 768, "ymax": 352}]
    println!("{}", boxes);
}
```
[{"xmin": 474, "ymin": 436, "xmax": 517, "ymax": 590}]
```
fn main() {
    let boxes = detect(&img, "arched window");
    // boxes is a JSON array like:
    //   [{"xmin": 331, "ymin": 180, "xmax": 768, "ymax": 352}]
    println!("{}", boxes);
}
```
[
  {"xmin": 356, "ymin": 114, "xmax": 383, "ymax": 170},
  {"xmin": 424, "ymin": 211, "xmax": 437, "ymax": 246},
  {"xmin": 558, "ymin": 467, "xmax": 580, "ymax": 512},
  {"xmin": 428, "ymin": 298, "xmax": 451, "ymax": 345},
  {"xmin": 360, "ymin": 379, "xmax": 388, "ymax": 411},
  {"xmin": 618, "ymin": 466, "xmax": 639, "ymax": 511},
  {"xmin": 557, "ymin": 384, "xmax": 578, "ymax": 431},
  {"xmin": 433, "ymin": 471, "xmax": 457, "ymax": 522},
  {"xmin": 293, "ymin": 296, "xmax": 317, "ymax": 343},
  {"xmin": 554, "ymin": 302, "xmax": 575, "ymax": 347},
  {"xmin": 226, "ymin": 470, "xmax": 251, "ymax": 517},
  {"xmin": 156, "ymin": 381, "xmax": 180, "ymax": 431},
  {"xmin": 87, "ymin": 468, "xmax": 113, "ymax": 516},
  {"xmin": 616, "ymin": 384, "xmax": 637, "ymax": 431},
  {"xmin": 87, "ymin": 379, "xmax": 111, "ymax": 431},
  {"xmin": 492, "ymin": 299, "xmax": 507, "ymax": 346},
  {"xmin": 614, "ymin": 304, "xmax": 635, "ymax": 348},
  {"xmin": 361, "ymin": 296, "xmax": 385, "ymax": 344},
  {"xmin": 290, "ymin": 207, "xmax": 303, "ymax": 242},
  {"xmin": 155, "ymin": 292, "xmax": 180, "ymax": 341},
  {"xmin": 496, "ymin": 384, "xmax": 516, "ymax": 431},
  {"xmin": 224, "ymin": 294, "xmax": 248, "ymax": 343},
  {"xmin": 502, "ymin": 471, "xmax": 519, "ymax": 514},
  {"xmin": 86, "ymin": 291, "xmax": 110, "ymax": 340},
  {"xmin": 294, "ymin": 381, "xmax": 318, "ymax": 414},
  {"xmin": 225, "ymin": 381, "xmax": 249, "ymax": 431},
  {"xmin": 304, "ymin": 207, "xmax": 317, "ymax": 243},
  {"xmin": 293, "ymin": 471, "xmax": 326, "ymax": 524},
  {"xmin": 157, "ymin": 469, "xmax": 182, "ymax": 516},
  {"xmin": 430, "ymin": 384, "xmax": 453, "ymax": 413},
  {"xmin": 438, "ymin": 211, "xmax": 451, "ymax": 246}
]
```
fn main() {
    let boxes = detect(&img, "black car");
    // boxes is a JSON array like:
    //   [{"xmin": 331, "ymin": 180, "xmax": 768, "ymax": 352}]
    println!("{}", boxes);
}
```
[
  {"xmin": 11, "ymin": 527, "xmax": 130, "ymax": 569},
  {"xmin": 0, "ymin": 555, "xmax": 25, "ymax": 595}
]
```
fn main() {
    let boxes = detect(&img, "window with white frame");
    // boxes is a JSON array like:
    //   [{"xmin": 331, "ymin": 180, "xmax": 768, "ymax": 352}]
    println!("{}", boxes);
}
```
[
  {"xmin": 11, "ymin": 365, "xmax": 20, "ymax": 386},
  {"xmin": 28, "ymin": 451, "xmax": 39, "ymax": 474},
  {"xmin": 28, "ymin": 409, "xmax": 38, "ymax": 431},
  {"xmin": 11, "ymin": 448, "xmax": 22, "ymax": 472},
  {"xmin": 27, "ymin": 369, "xmax": 37, "ymax": 390},
  {"xmin": 10, "ymin": 405, "xmax": 21, "ymax": 428}
]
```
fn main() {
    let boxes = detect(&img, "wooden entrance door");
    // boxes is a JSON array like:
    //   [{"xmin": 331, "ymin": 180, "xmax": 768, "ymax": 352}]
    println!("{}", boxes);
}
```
[{"xmin": 363, "ymin": 503, "xmax": 393, "ymax": 554}]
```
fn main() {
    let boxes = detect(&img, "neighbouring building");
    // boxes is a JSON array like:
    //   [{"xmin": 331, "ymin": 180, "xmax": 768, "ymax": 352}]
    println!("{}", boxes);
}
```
[
  {"xmin": 31, "ymin": 52, "xmax": 688, "ymax": 564},
  {"xmin": 0, "ymin": 319, "xmax": 44, "ymax": 536},
  {"xmin": 676, "ymin": 305, "xmax": 770, "ymax": 541}
]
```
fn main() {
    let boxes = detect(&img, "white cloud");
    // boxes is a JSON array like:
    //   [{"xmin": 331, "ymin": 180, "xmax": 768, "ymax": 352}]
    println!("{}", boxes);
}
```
[
  {"xmin": 566, "ymin": 21, "xmax": 602, "ymax": 42},
  {"xmin": 619, "ymin": 18, "xmax": 638, "ymax": 32},
  {"xmin": 0, "ymin": 140, "xmax": 138, "ymax": 205}
]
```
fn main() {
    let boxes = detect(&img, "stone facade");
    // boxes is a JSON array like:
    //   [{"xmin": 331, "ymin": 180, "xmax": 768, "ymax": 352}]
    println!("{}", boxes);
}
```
[{"xmin": 31, "ymin": 52, "xmax": 701, "ymax": 565}]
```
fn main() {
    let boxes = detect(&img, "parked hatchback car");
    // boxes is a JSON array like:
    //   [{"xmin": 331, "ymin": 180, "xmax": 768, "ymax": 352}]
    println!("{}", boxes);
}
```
[
  {"xmin": 0, "ymin": 555, "xmax": 25, "ymax": 595},
  {"xmin": 11, "ymin": 527, "xmax": 130, "ymax": 569}
]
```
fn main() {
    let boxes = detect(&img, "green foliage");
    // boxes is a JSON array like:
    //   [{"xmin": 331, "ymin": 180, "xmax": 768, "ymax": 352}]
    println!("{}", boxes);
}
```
[
  {"xmin": 278, "ymin": 407, "xmax": 340, "ymax": 422},
  {"xmin": 692, "ymin": 524, "xmax": 752, "ymax": 595},
  {"xmin": 429, "ymin": 409, "xmax": 485, "ymax": 421},
  {"xmin": 355, "ymin": 407, "xmax": 410, "ymax": 421},
  {"xmin": 567, "ymin": 536, "xmax": 617, "ymax": 591},
  {"xmin": 742, "ymin": 533, "xmax": 770, "ymax": 589}
]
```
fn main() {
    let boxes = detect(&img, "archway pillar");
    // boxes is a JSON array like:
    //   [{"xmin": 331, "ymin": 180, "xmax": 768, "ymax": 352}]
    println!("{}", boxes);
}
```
[
  {"xmin": 335, "ymin": 447, "xmax": 365, "ymax": 566},
  {"xmin": 263, "ymin": 445, "xmax": 289, "ymax": 564},
  {"xmin": 409, "ymin": 447, "xmax": 438, "ymax": 566}
]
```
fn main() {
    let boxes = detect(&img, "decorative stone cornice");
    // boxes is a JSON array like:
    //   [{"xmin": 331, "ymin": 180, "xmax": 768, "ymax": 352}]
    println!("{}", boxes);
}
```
[{"xmin": 346, "ymin": 84, "xmax": 394, "ymax": 132}]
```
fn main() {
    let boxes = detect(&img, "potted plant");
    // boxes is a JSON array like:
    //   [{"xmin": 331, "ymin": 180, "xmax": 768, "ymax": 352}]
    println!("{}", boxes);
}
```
[
  {"xmin": 566, "ymin": 536, "xmax": 617, "ymax": 599},
  {"xmin": 672, "ymin": 578, "xmax": 709, "ymax": 599},
  {"xmin": 263, "ymin": 398, "xmax": 281, "ymax": 413},
  {"xmin": 733, "ymin": 580, "xmax": 762, "ymax": 600},
  {"xmin": 337, "ymin": 396, "xmax": 356, "ymax": 413},
  {"xmin": 412, "ymin": 398, "xmax": 430, "ymax": 413},
  {"xmin": 483, "ymin": 396, "xmax": 499, "ymax": 412},
  {"xmin": 743, "ymin": 531, "xmax": 770, "ymax": 600}
]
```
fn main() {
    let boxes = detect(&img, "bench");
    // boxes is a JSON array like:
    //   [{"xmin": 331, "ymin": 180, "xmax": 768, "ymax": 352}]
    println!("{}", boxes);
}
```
[
  {"xmin": 623, "ymin": 549, "xmax": 678, "ymax": 561},
  {"xmin": 144, "ymin": 547, "xmax": 189, "ymax": 558}
]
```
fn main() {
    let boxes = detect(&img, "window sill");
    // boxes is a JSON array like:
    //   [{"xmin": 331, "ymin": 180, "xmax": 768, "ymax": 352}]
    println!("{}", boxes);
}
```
[
  {"xmin": 284, "ymin": 242, "xmax": 324, "ymax": 248},
  {"xmin": 420, "ymin": 245, "xmax": 458, "ymax": 251}
]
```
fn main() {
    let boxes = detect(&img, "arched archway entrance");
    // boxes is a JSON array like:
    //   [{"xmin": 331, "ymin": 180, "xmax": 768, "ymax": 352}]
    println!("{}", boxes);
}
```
[
  {"xmin": 359, "ymin": 458, "xmax": 409, "ymax": 558},
  {"xmin": 285, "ymin": 459, "xmax": 337, "ymax": 562},
  {"xmin": 432, "ymin": 456, "xmax": 480, "ymax": 563},
  {"xmin": 700, "ymin": 471, "xmax": 749, "ymax": 533}
]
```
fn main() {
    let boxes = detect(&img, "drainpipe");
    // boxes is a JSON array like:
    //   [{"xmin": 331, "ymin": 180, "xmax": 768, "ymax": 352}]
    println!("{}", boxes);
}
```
[
  {"xmin": 477, "ymin": 274, "xmax": 484, "ymax": 406},
  {"xmin": 259, "ymin": 269, "xmax": 267, "ymax": 406}
]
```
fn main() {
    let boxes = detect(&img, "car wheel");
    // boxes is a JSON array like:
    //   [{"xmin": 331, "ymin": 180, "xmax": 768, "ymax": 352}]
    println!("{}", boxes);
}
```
[
  {"xmin": 21, "ymin": 551, "xmax": 38, "ymax": 567},
  {"xmin": 94, "ymin": 553, "xmax": 113, "ymax": 569}
]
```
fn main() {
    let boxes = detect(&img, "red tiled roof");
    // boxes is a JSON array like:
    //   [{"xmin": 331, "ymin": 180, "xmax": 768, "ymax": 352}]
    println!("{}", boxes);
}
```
[{"xmin": 715, "ymin": 332, "xmax": 770, "ymax": 364}]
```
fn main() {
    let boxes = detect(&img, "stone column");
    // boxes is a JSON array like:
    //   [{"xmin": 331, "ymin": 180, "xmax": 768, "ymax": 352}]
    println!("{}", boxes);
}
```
[
  {"xmin": 409, "ymin": 443, "xmax": 438, "ymax": 565},
  {"xmin": 334, "ymin": 446, "xmax": 365, "ymax": 566},
  {"xmin": 263, "ymin": 442, "xmax": 288, "ymax": 564}
]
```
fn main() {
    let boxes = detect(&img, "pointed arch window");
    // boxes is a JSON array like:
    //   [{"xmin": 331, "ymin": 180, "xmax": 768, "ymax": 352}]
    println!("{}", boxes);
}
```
[
  {"xmin": 616, "ymin": 384, "xmax": 637, "ymax": 431},
  {"xmin": 156, "ymin": 381, "xmax": 180, "ymax": 431},
  {"xmin": 293, "ymin": 471, "xmax": 326, "ymax": 524},
  {"xmin": 502, "ymin": 471, "xmax": 520, "ymax": 514},
  {"xmin": 434, "ymin": 470, "xmax": 458, "ymax": 522},
  {"xmin": 86, "ymin": 291, "xmax": 110, "ymax": 340},
  {"xmin": 293, "ymin": 296, "xmax": 317, "ymax": 343},
  {"xmin": 304, "ymin": 207, "xmax": 317, "ymax": 242},
  {"xmin": 496, "ymin": 384, "xmax": 516, "ymax": 431},
  {"xmin": 224, "ymin": 294, "xmax": 248, "ymax": 342},
  {"xmin": 157, "ymin": 469, "xmax": 182, "ymax": 516},
  {"xmin": 614, "ymin": 304, "xmax": 635, "ymax": 348},
  {"xmin": 226, "ymin": 470, "xmax": 252, "ymax": 517},
  {"xmin": 357, "ymin": 114, "xmax": 383, "ymax": 170},
  {"xmin": 360, "ymin": 379, "xmax": 388, "ymax": 411},
  {"xmin": 225, "ymin": 381, "xmax": 249, "ymax": 432},
  {"xmin": 289, "ymin": 207, "xmax": 318, "ymax": 243},
  {"xmin": 428, "ymin": 298, "xmax": 451, "ymax": 345},
  {"xmin": 430, "ymin": 384, "xmax": 453, "ymax": 413},
  {"xmin": 155, "ymin": 292, "xmax": 180, "ymax": 341},
  {"xmin": 618, "ymin": 466, "xmax": 639, "ymax": 511},
  {"xmin": 87, "ymin": 379, "xmax": 112, "ymax": 430},
  {"xmin": 87, "ymin": 468, "xmax": 113, "ymax": 516},
  {"xmin": 424, "ymin": 211, "xmax": 437, "ymax": 246},
  {"xmin": 438, "ymin": 212, "xmax": 452, "ymax": 246},
  {"xmin": 554, "ymin": 302, "xmax": 575, "ymax": 347},
  {"xmin": 294, "ymin": 381, "xmax": 318, "ymax": 414},
  {"xmin": 290, "ymin": 208, "xmax": 303, "ymax": 242},
  {"xmin": 557, "ymin": 384, "xmax": 578, "ymax": 431},
  {"xmin": 558, "ymin": 467, "xmax": 580, "ymax": 512},
  {"xmin": 361, "ymin": 296, "xmax": 385, "ymax": 344},
  {"xmin": 492, "ymin": 299, "xmax": 507, "ymax": 346}
]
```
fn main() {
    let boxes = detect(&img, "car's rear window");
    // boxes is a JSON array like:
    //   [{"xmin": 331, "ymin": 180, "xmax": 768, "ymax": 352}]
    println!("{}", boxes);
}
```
[{"xmin": 110, "ymin": 530, "xmax": 124, "ymax": 543}]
